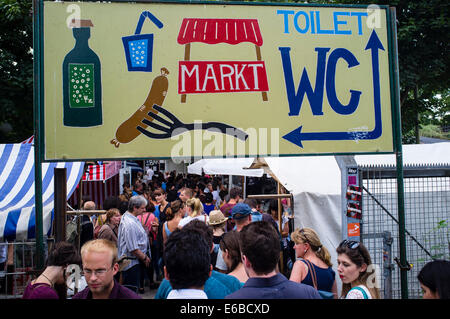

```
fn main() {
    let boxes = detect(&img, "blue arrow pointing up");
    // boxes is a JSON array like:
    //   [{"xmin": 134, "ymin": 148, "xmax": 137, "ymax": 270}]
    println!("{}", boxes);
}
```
[
  {"xmin": 365, "ymin": 29, "xmax": 384, "ymax": 139},
  {"xmin": 283, "ymin": 30, "xmax": 385, "ymax": 149}
]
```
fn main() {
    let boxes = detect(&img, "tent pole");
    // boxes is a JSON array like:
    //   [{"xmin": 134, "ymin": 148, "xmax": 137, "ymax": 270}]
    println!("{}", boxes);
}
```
[
  {"xmin": 79, "ymin": 177, "xmax": 83, "ymax": 209},
  {"xmin": 54, "ymin": 168, "xmax": 67, "ymax": 243}
]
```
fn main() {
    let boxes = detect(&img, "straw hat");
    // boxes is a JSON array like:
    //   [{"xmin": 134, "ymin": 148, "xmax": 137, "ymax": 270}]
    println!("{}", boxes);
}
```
[{"xmin": 208, "ymin": 210, "xmax": 228, "ymax": 226}]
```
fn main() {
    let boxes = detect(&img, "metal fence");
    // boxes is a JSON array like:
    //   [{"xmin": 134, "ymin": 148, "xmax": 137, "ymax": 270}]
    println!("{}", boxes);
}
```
[
  {"xmin": 0, "ymin": 239, "xmax": 51, "ymax": 299},
  {"xmin": 359, "ymin": 164, "xmax": 450, "ymax": 299}
]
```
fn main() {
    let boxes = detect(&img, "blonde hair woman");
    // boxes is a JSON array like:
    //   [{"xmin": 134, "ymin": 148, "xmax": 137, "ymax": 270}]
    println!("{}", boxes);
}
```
[
  {"xmin": 178, "ymin": 197, "xmax": 209, "ymax": 228},
  {"xmin": 290, "ymin": 227, "xmax": 338, "ymax": 298}
]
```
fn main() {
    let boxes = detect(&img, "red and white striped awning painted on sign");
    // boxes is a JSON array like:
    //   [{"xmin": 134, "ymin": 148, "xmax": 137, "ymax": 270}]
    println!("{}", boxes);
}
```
[{"xmin": 177, "ymin": 18, "xmax": 263, "ymax": 46}]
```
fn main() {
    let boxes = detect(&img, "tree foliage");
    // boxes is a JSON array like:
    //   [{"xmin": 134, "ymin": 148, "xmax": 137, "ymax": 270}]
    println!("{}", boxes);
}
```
[{"xmin": 0, "ymin": 0, "xmax": 33, "ymax": 143}]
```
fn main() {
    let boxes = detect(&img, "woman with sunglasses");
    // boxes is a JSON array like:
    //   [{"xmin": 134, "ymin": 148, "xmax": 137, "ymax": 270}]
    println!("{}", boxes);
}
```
[
  {"xmin": 336, "ymin": 240, "xmax": 380, "ymax": 299},
  {"xmin": 290, "ymin": 228, "xmax": 338, "ymax": 298}
]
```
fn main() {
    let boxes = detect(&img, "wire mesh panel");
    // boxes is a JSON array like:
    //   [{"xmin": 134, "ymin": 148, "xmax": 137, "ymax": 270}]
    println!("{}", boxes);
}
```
[
  {"xmin": 0, "ymin": 240, "xmax": 49, "ymax": 299},
  {"xmin": 360, "ymin": 165, "xmax": 450, "ymax": 299}
]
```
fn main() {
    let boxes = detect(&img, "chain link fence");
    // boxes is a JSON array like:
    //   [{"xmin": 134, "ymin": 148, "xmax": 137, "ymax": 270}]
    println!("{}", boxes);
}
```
[{"xmin": 360, "ymin": 164, "xmax": 450, "ymax": 299}]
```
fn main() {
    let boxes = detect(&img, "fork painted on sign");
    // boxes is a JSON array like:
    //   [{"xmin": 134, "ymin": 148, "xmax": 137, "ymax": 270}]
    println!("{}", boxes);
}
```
[{"xmin": 136, "ymin": 104, "xmax": 249, "ymax": 141}]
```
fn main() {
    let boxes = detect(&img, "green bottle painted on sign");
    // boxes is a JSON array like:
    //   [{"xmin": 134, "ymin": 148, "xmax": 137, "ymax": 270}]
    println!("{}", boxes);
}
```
[{"xmin": 63, "ymin": 19, "xmax": 102, "ymax": 127}]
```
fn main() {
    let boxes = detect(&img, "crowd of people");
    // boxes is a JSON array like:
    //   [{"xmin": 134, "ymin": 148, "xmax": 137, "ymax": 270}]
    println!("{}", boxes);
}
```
[{"xmin": 20, "ymin": 171, "xmax": 450, "ymax": 300}]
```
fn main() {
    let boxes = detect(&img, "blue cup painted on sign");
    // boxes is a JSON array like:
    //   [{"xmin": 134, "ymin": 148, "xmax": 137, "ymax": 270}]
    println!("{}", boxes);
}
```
[{"xmin": 122, "ymin": 11, "xmax": 163, "ymax": 72}]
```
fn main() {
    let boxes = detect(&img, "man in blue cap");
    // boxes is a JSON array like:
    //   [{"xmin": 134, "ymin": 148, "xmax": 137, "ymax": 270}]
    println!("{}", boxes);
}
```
[{"xmin": 231, "ymin": 203, "xmax": 253, "ymax": 232}]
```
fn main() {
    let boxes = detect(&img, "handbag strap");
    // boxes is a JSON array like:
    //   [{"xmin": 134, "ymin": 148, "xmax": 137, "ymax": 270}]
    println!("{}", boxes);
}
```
[
  {"xmin": 107, "ymin": 223, "xmax": 118, "ymax": 237},
  {"xmin": 304, "ymin": 259, "xmax": 318, "ymax": 290},
  {"xmin": 143, "ymin": 213, "xmax": 151, "ymax": 228},
  {"xmin": 350, "ymin": 286, "xmax": 369, "ymax": 299}
]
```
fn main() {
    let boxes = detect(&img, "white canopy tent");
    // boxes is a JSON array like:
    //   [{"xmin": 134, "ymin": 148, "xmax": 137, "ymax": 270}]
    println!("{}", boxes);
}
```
[
  {"xmin": 187, "ymin": 157, "xmax": 264, "ymax": 177},
  {"xmin": 355, "ymin": 142, "xmax": 450, "ymax": 166}
]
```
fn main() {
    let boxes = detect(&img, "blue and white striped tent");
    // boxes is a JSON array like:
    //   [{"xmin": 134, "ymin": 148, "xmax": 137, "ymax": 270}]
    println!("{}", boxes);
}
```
[{"xmin": 0, "ymin": 144, "xmax": 84, "ymax": 241}]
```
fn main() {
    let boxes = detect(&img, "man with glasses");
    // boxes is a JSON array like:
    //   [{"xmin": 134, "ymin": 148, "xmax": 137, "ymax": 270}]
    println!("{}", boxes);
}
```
[
  {"xmin": 117, "ymin": 195, "xmax": 151, "ymax": 292},
  {"xmin": 73, "ymin": 239, "xmax": 141, "ymax": 299}
]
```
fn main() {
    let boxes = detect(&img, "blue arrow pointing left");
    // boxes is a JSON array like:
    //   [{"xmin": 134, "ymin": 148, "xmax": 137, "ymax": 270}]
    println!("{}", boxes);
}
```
[{"xmin": 283, "ymin": 30, "xmax": 385, "ymax": 149}]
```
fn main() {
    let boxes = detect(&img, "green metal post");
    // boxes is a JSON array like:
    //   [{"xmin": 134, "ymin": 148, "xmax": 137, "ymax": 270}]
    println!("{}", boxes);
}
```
[
  {"xmin": 33, "ymin": 0, "xmax": 45, "ymax": 270},
  {"xmin": 389, "ymin": 7, "xmax": 408, "ymax": 299}
]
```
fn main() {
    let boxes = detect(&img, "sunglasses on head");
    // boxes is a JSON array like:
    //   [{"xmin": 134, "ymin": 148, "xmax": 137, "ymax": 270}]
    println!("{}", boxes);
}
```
[
  {"xmin": 300, "ymin": 228, "xmax": 313, "ymax": 244},
  {"xmin": 339, "ymin": 239, "xmax": 360, "ymax": 249}
]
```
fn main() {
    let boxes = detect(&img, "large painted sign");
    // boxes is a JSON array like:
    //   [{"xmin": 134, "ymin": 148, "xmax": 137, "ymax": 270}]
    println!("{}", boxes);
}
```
[{"xmin": 41, "ymin": 1, "xmax": 396, "ymax": 160}]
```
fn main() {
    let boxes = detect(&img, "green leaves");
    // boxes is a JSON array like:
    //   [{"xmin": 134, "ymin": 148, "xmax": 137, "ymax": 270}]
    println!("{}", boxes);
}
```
[
  {"xmin": 0, "ymin": 0, "xmax": 33, "ymax": 143},
  {"xmin": 1, "ymin": 0, "xmax": 23, "ymax": 21}
]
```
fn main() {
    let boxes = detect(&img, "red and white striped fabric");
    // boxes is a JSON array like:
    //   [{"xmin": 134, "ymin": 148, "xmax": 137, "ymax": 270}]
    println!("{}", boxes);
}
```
[
  {"xmin": 68, "ymin": 174, "xmax": 120, "ymax": 209},
  {"xmin": 82, "ymin": 161, "xmax": 122, "ymax": 181},
  {"xmin": 21, "ymin": 136, "xmax": 34, "ymax": 144},
  {"xmin": 71, "ymin": 162, "xmax": 122, "ymax": 208},
  {"xmin": 83, "ymin": 164, "xmax": 105, "ymax": 181}
]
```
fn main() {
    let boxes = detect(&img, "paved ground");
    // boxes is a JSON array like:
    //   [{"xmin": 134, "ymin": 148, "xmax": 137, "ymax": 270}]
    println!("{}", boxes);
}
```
[{"xmin": 141, "ymin": 285, "xmax": 158, "ymax": 299}]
